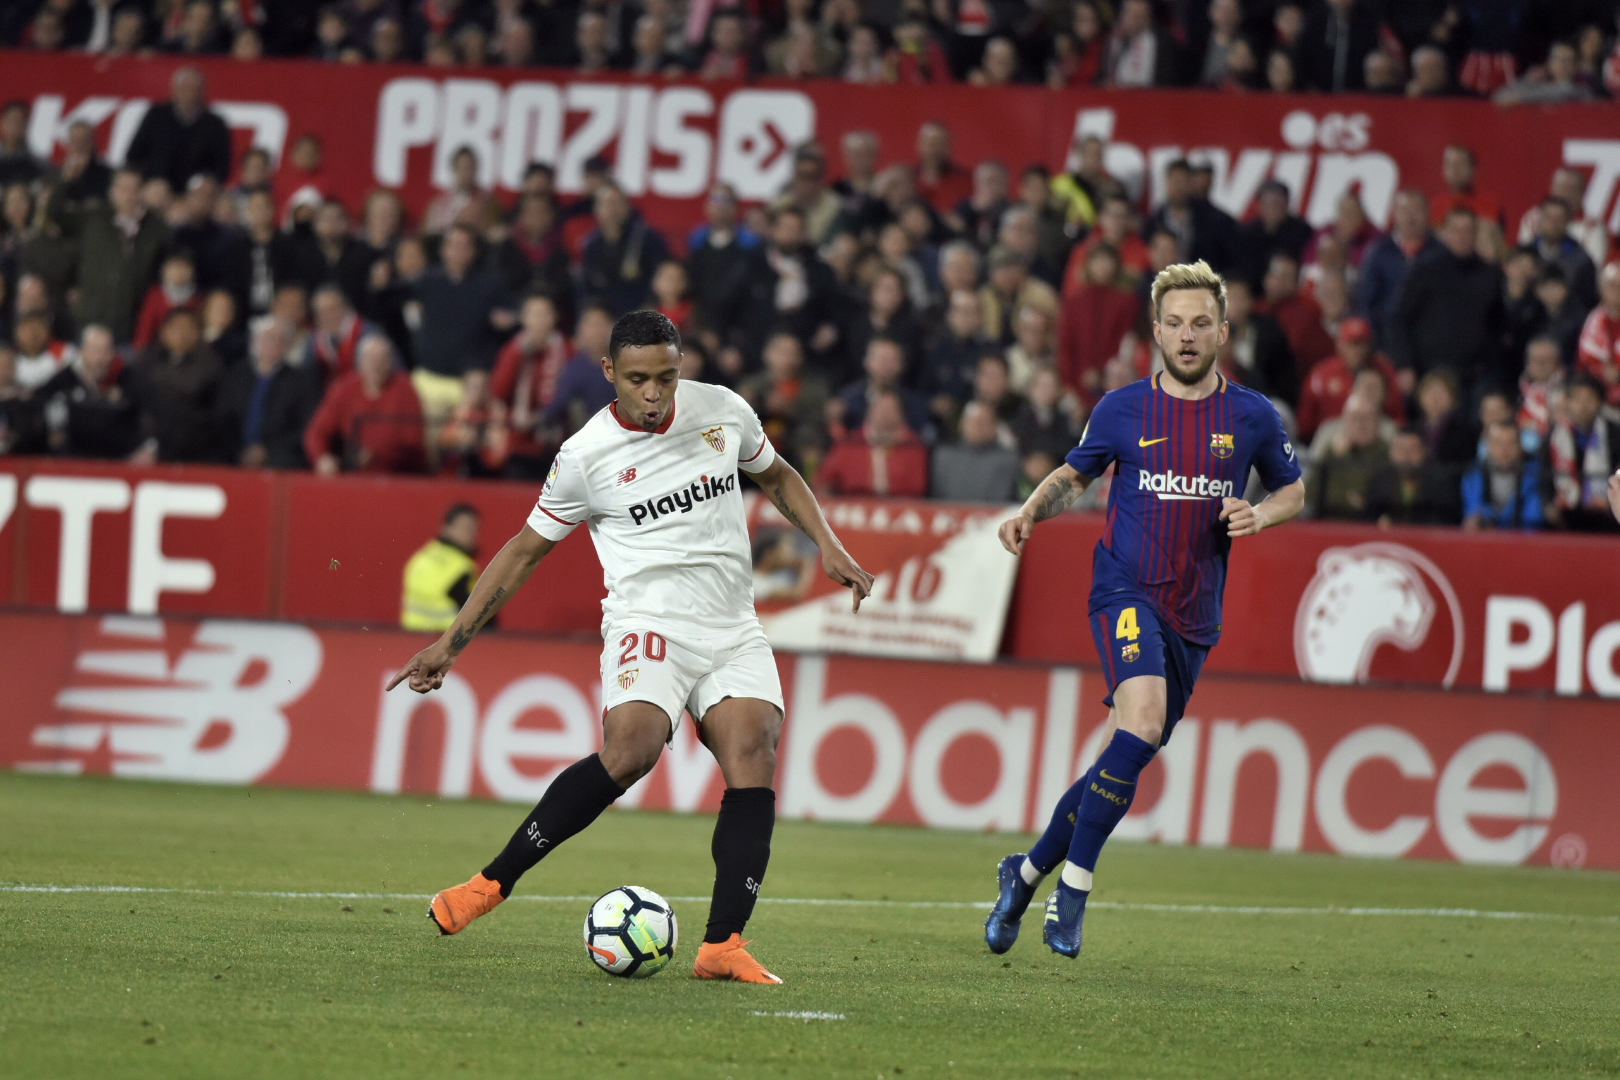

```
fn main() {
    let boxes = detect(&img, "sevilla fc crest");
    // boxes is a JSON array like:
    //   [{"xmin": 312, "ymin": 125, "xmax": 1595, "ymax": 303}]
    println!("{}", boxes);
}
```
[
  {"xmin": 1210, "ymin": 433, "xmax": 1235, "ymax": 459},
  {"xmin": 617, "ymin": 669, "xmax": 640, "ymax": 690},
  {"xmin": 1121, "ymin": 642, "xmax": 1141, "ymax": 663},
  {"xmin": 701, "ymin": 426, "xmax": 726, "ymax": 453}
]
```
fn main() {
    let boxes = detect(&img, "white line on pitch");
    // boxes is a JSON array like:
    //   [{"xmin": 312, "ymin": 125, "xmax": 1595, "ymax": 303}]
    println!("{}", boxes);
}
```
[
  {"xmin": 2, "ymin": 882, "xmax": 1615, "ymax": 923},
  {"xmin": 751, "ymin": 1011, "xmax": 845, "ymax": 1021}
]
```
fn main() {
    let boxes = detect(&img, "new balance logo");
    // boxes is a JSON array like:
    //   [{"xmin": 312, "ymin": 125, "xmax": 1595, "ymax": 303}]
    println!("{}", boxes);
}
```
[{"xmin": 617, "ymin": 467, "xmax": 638, "ymax": 485}]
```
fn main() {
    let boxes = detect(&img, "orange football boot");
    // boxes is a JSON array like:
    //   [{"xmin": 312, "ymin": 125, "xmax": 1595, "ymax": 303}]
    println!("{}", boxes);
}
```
[
  {"xmin": 427, "ymin": 873, "xmax": 504, "ymax": 935},
  {"xmin": 693, "ymin": 934, "xmax": 783, "ymax": 984}
]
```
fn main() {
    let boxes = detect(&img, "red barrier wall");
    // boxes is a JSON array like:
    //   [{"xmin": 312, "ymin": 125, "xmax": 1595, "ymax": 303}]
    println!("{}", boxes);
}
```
[
  {"xmin": 5, "ymin": 460, "xmax": 1619, "ymax": 696},
  {"xmin": 7, "ymin": 51, "xmax": 1620, "ymax": 242},
  {"xmin": 1, "ymin": 610, "xmax": 1603, "ymax": 870}
]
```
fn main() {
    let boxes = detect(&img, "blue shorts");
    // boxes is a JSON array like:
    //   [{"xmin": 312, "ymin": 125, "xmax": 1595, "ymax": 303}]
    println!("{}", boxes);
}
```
[{"xmin": 1088, "ymin": 597, "xmax": 1209, "ymax": 747}]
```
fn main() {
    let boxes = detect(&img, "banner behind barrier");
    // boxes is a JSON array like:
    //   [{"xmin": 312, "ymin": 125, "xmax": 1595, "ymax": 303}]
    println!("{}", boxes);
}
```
[
  {"xmin": 4, "ymin": 459, "xmax": 1619, "ymax": 694},
  {"xmin": 6, "ymin": 51, "xmax": 1620, "ymax": 244},
  {"xmin": 1, "ymin": 609, "xmax": 1606, "ymax": 870}
]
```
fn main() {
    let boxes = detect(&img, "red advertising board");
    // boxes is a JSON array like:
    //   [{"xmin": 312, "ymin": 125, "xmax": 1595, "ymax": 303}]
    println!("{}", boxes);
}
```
[
  {"xmin": 4, "ymin": 459, "xmax": 1619, "ymax": 697},
  {"xmin": 6, "ymin": 51, "xmax": 1620, "ymax": 244},
  {"xmin": 0, "ymin": 609, "xmax": 1604, "ymax": 871}
]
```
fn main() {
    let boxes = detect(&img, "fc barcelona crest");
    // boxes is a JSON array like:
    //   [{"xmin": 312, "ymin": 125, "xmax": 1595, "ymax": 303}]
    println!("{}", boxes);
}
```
[
  {"xmin": 1210, "ymin": 432, "xmax": 1235, "ymax": 459},
  {"xmin": 701, "ymin": 426, "xmax": 726, "ymax": 453},
  {"xmin": 1121, "ymin": 642, "xmax": 1141, "ymax": 663},
  {"xmin": 617, "ymin": 669, "xmax": 640, "ymax": 690}
]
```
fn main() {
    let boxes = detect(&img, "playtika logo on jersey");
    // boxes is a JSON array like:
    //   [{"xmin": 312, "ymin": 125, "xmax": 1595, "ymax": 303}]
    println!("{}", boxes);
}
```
[{"xmin": 627, "ymin": 472, "xmax": 737, "ymax": 525}]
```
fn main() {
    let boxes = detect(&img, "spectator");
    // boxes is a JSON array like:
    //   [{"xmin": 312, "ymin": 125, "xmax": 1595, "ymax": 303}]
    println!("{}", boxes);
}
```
[
  {"xmin": 400, "ymin": 503, "xmax": 482, "ymax": 631},
  {"xmin": 1236, "ymin": 180, "xmax": 1313, "ymax": 291},
  {"xmin": 730, "ymin": 207, "xmax": 841, "ymax": 371},
  {"xmin": 490, "ymin": 193, "xmax": 573, "ymax": 328},
  {"xmin": 573, "ymin": 10, "xmax": 613, "ymax": 73},
  {"xmin": 687, "ymin": 182, "xmax": 758, "ymax": 341},
  {"xmin": 1296, "ymin": 316, "xmax": 1404, "ymax": 441},
  {"xmin": 1462, "ymin": 421, "xmax": 1547, "ymax": 531},
  {"xmin": 1052, "ymin": 136, "xmax": 1122, "ymax": 232},
  {"xmin": 1366, "ymin": 426, "xmax": 1463, "ymax": 526},
  {"xmin": 1190, "ymin": 0, "xmax": 1245, "ymax": 88},
  {"xmin": 299, "ymin": 199, "xmax": 372, "ymax": 309},
  {"xmin": 1389, "ymin": 206, "xmax": 1504, "ymax": 399},
  {"xmin": 29, "ymin": 325, "xmax": 139, "ymax": 459},
  {"xmin": 1144, "ymin": 158, "xmax": 1239, "ymax": 274},
  {"xmin": 1293, "ymin": 0, "xmax": 1379, "ymax": 92},
  {"xmin": 1220, "ymin": 276, "xmax": 1298, "ymax": 407},
  {"xmin": 1494, "ymin": 41, "xmax": 1594, "ymax": 106},
  {"xmin": 12, "ymin": 310, "xmax": 76, "ymax": 392},
  {"xmin": 1106, "ymin": 0, "xmax": 1174, "ymax": 87},
  {"xmin": 954, "ymin": 160, "xmax": 1010, "ymax": 250},
  {"xmin": 1265, "ymin": 48, "xmax": 1297, "ymax": 92},
  {"xmin": 436, "ymin": 367, "xmax": 510, "ymax": 477},
  {"xmin": 70, "ymin": 168, "xmax": 170, "ymax": 344},
  {"xmin": 697, "ymin": 10, "xmax": 755, "ymax": 80},
  {"xmin": 996, "ymin": 206, "xmax": 1062, "ymax": 290},
  {"xmin": 925, "ymin": 287, "xmax": 994, "ymax": 414},
  {"xmin": 1309, "ymin": 392, "xmax": 1389, "ymax": 520},
  {"xmin": 129, "ymin": 307, "xmax": 222, "ymax": 462},
  {"xmin": 201, "ymin": 288, "xmax": 245, "ymax": 366},
  {"xmin": 305, "ymin": 333, "xmax": 425, "ymax": 474},
  {"xmin": 169, "ymin": 174, "xmax": 234, "ymax": 292},
  {"xmin": 1517, "ymin": 168, "xmax": 1607, "ymax": 269},
  {"xmin": 1261, "ymin": 253, "xmax": 1332, "ymax": 385},
  {"xmin": 1527, "ymin": 264, "xmax": 1586, "ymax": 370},
  {"xmin": 970, "ymin": 351, "xmax": 1023, "ymax": 424},
  {"xmin": 1363, "ymin": 48, "xmax": 1404, "ymax": 93},
  {"xmin": 132, "ymin": 252, "xmax": 202, "ymax": 350},
  {"xmin": 1305, "ymin": 192, "xmax": 1377, "ymax": 286},
  {"xmin": 1065, "ymin": 194, "xmax": 1151, "ymax": 295},
  {"xmin": 423, "ymin": 146, "xmax": 495, "ymax": 236},
  {"xmin": 816, "ymin": 390, "xmax": 929, "ymax": 497},
  {"xmin": 1406, "ymin": 45, "xmax": 1451, "ymax": 96},
  {"xmin": 229, "ymin": 189, "xmax": 301, "ymax": 319},
  {"xmin": 1012, "ymin": 367, "xmax": 1082, "ymax": 463},
  {"xmin": 411, "ymin": 222, "xmax": 514, "ymax": 422},
  {"xmin": 217, "ymin": 317, "xmax": 322, "ymax": 468},
  {"xmin": 311, "ymin": 4, "xmax": 357, "ymax": 60},
  {"xmin": 737, "ymin": 331, "xmax": 829, "ymax": 472},
  {"xmin": 833, "ymin": 336, "xmax": 932, "ymax": 441},
  {"xmin": 1432, "ymin": 145, "xmax": 1502, "ymax": 229},
  {"xmin": 833, "ymin": 130, "xmax": 882, "ymax": 217},
  {"xmin": 274, "ymin": 135, "xmax": 328, "ymax": 227},
  {"xmin": 979, "ymin": 245, "xmax": 1058, "ymax": 346},
  {"xmin": 123, "ymin": 67, "xmax": 231, "ymax": 192},
  {"xmin": 1517, "ymin": 336, "xmax": 1565, "ymax": 451},
  {"xmin": 0, "ymin": 101, "xmax": 50, "ymax": 188},
  {"xmin": 1356, "ymin": 188, "xmax": 1438, "ymax": 356},
  {"xmin": 493, "ymin": 16, "xmax": 535, "ymax": 67},
  {"xmin": 580, "ymin": 183, "xmax": 669, "ymax": 317},
  {"xmin": 630, "ymin": 14, "xmax": 685, "ymax": 75},
  {"xmin": 1528, "ymin": 196, "xmax": 1598, "ymax": 310},
  {"xmin": 491, "ymin": 292, "xmax": 572, "ymax": 478},
  {"xmin": 842, "ymin": 23, "xmax": 888, "ymax": 84},
  {"xmin": 773, "ymin": 146, "xmax": 842, "ymax": 247},
  {"xmin": 931, "ymin": 400, "xmax": 1020, "ymax": 501},
  {"xmin": 915, "ymin": 123, "xmax": 972, "ymax": 218},
  {"xmin": 103, "ymin": 6, "xmax": 148, "ymax": 57},
  {"xmin": 1547, "ymin": 374, "xmax": 1620, "ymax": 532},
  {"xmin": 969, "ymin": 36, "xmax": 1022, "ymax": 86},
  {"xmin": 545, "ymin": 302, "xmax": 619, "ymax": 435},
  {"xmin": 1049, "ymin": 1, "xmax": 1107, "ymax": 87},
  {"xmin": 164, "ymin": 0, "xmax": 228, "ymax": 55},
  {"xmin": 56, "ymin": 120, "xmax": 110, "ymax": 207},
  {"xmin": 1058, "ymin": 243, "xmax": 1136, "ymax": 402},
  {"xmin": 1004, "ymin": 303, "xmax": 1057, "ymax": 393},
  {"xmin": 306, "ymin": 283, "xmax": 381, "ymax": 383},
  {"xmin": 1578, "ymin": 263, "xmax": 1620, "ymax": 407},
  {"xmin": 890, "ymin": 12, "xmax": 953, "ymax": 85},
  {"xmin": 1015, "ymin": 165, "xmax": 1074, "ymax": 277}
]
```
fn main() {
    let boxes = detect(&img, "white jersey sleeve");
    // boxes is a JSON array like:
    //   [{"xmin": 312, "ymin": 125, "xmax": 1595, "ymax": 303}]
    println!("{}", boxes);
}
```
[
  {"xmin": 527, "ymin": 448, "xmax": 591, "ymax": 540},
  {"xmin": 731, "ymin": 388, "xmax": 778, "ymax": 475}
]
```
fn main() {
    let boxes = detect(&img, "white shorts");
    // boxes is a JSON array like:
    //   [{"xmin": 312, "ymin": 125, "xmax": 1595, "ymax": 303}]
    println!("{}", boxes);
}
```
[{"xmin": 599, "ymin": 621, "xmax": 783, "ymax": 739}]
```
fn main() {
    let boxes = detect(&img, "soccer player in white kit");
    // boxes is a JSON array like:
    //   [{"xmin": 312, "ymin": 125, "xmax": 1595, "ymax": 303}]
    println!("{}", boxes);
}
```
[{"xmin": 388, "ymin": 311, "xmax": 874, "ymax": 983}]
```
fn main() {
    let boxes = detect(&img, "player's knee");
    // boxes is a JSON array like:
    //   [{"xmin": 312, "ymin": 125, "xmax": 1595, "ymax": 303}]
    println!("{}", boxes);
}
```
[{"xmin": 600, "ymin": 732, "xmax": 664, "ymax": 788}]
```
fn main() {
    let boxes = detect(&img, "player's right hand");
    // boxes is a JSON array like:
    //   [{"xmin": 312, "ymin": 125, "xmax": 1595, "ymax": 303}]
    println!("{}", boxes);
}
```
[
  {"xmin": 386, "ymin": 642, "xmax": 456, "ymax": 694},
  {"xmin": 999, "ymin": 513, "xmax": 1035, "ymax": 555}
]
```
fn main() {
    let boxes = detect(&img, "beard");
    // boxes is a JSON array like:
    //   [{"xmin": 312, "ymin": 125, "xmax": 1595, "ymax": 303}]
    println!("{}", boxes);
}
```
[{"xmin": 1160, "ymin": 341, "xmax": 1219, "ymax": 386}]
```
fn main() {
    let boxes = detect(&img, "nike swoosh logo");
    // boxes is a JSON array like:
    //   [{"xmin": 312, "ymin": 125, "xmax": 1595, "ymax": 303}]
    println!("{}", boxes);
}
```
[
  {"xmin": 1138, "ymin": 437, "xmax": 1168, "ymax": 447},
  {"xmin": 1099, "ymin": 770, "xmax": 1136, "ymax": 785}
]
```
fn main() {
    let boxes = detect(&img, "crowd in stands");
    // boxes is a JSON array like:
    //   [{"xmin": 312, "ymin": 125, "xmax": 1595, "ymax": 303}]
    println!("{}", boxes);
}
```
[
  {"xmin": 2, "ymin": 59, "xmax": 1619, "ymax": 532},
  {"xmin": 5, "ymin": 0, "xmax": 1620, "ymax": 101}
]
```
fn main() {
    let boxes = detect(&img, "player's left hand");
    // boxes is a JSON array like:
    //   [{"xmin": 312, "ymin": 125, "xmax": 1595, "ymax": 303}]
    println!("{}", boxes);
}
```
[
  {"xmin": 1219, "ymin": 497, "xmax": 1267, "ymax": 537},
  {"xmin": 822, "ymin": 546, "xmax": 875, "ymax": 612},
  {"xmin": 386, "ymin": 641, "xmax": 456, "ymax": 694}
]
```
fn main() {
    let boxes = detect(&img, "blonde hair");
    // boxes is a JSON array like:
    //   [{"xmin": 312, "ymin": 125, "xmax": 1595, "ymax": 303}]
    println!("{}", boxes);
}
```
[{"xmin": 1151, "ymin": 260, "xmax": 1227, "ymax": 322}]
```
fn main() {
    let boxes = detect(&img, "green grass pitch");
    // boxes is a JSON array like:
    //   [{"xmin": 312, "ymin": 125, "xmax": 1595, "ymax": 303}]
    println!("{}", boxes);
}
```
[{"xmin": 3, "ymin": 772, "xmax": 1618, "ymax": 1079}]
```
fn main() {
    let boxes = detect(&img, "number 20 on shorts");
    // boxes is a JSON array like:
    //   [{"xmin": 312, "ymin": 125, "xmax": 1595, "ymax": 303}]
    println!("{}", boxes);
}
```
[
  {"xmin": 617, "ymin": 632, "xmax": 667, "ymax": 666},
  {"xmin": 1115, "ymin": 607, "xmax": 1140, "ymax": 642}
]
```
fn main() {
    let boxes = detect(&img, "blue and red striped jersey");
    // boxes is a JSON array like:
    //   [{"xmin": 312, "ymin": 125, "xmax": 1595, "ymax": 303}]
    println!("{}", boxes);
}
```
[{"xmin": 1065, "ymin": 372, "xmax": 1302, "ymax": 646}]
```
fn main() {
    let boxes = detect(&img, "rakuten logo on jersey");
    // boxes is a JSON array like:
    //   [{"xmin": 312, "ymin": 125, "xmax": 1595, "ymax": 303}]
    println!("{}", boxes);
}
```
[
  {"xmin": 1137, "ymin": 471, "xmax": 1234, "ymax": 501},
  {"xmin": 373, "ymin": 79, "xmax": 814, "ymax": 199},
  {"xmin": 628, "ymin": 473, "xmax": 736, "ymax": 526}
]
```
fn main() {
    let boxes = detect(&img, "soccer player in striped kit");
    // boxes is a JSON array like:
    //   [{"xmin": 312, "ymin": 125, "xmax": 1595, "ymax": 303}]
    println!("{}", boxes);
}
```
[{"xmin": 986, "ymin": 261, "xmax": 1307, "ymax": 957}]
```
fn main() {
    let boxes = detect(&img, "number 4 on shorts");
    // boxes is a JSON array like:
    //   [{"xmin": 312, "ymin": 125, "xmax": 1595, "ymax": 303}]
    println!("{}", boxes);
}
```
[{"xmin": 1115, "ymin": 607, "xmax": 1140, "ymax": 642}]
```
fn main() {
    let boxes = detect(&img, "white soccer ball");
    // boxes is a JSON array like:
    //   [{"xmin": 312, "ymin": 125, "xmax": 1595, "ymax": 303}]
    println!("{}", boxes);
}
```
[{"xmin": 583, "ymin": 886, "xmax": 679, "ymax": 978}]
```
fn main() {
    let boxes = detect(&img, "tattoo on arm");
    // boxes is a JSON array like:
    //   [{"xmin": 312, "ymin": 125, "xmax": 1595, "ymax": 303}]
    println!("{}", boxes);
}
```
[
  {"xmin": 768, "ymin": 483, "xmax": 809, "ymax": 534},
  {"xmin": 448, "ymin": 586, "xmax": 505, "ymax": 651},
  {"xmin": 1031, "ymin": 476, "xmax": 1076, "ymax": 522}
]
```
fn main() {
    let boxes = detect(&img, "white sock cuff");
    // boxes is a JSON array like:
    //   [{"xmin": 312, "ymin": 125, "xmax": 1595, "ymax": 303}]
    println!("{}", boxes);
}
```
[
  {"xmin": 1019, "ymin": 857, "xmax": 1044, "ymax": 887},
  {"xmin": 1060, "ymin": 863, "xmax": 1093, "ymax": 892}
]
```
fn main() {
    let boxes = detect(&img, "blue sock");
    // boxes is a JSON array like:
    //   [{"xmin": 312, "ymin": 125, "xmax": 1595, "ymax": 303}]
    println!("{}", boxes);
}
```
[
  {"xmin": 1065, "ymin": 730, "xmax": 1158, "ymax": 876},
  {"xmin": 1027, "ymin": 766, "xmax": 1093, "ymax": 875}
]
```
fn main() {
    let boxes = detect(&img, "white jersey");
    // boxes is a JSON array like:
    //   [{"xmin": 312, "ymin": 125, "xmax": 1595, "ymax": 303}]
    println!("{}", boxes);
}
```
[{"xmin": 526, "ymin": 380, "xmax": 778, "ymax": 636}]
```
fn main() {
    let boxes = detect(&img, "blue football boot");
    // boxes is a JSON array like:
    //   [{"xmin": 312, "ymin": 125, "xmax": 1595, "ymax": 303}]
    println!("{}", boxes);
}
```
[
  {"xmin": 1042, "ymin": 882, "xmax": 1088, "ymax": 958},
  {"xmin": 984, "ymin": 853, "xmax": 1035, "ymax": 954}
]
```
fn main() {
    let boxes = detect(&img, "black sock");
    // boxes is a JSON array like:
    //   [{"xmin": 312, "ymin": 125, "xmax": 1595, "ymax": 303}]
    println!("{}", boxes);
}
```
[
  {"xmin": 704, "ymin": 787, "xmax": 776, "ymax": 945},
  {"xmin": 482, "ymin": 754, "xmax": 624, "ymax": 898}
]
